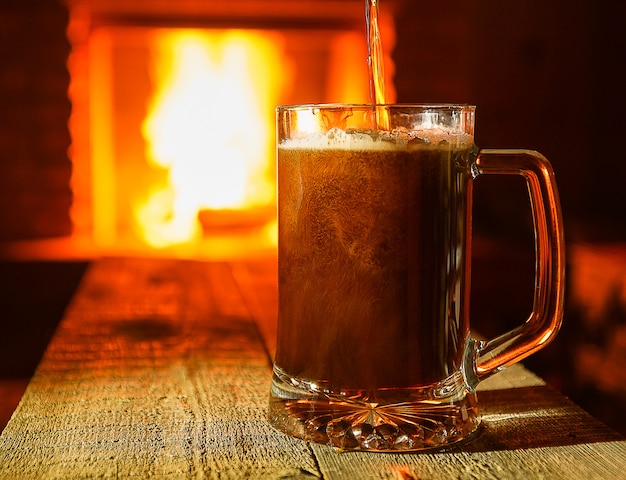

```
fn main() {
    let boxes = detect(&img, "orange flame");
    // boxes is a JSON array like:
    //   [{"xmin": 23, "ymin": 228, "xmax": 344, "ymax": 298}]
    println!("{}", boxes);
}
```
[{"xmin": 137, "ymin": 29, "xmax": 286, "ymax": 248}]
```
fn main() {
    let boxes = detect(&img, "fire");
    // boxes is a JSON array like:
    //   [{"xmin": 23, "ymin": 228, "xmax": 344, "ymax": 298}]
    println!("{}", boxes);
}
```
[{"xmin": 137, "ymin": 29, "xmax": 286, "ymax": 247}]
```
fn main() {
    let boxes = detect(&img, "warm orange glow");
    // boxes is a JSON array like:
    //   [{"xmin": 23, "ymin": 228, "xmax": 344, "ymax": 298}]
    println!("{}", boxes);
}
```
[
  {"xmin": 65, "ymin": 11, "xmax": 393, "ymax": 258},
  {"xmin": 137, "ymin": 30, "xmax": 287, "ymax": 248}
]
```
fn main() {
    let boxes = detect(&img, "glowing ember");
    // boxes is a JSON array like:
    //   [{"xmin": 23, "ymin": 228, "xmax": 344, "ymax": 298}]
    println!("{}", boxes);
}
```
[{"xmin": 138, "ymin": 30, "xmax": 285, "ymax": 247}]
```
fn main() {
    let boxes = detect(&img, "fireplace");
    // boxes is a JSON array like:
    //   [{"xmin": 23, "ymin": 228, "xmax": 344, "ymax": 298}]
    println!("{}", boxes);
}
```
[{"xmin": 63, "ymin": 0, "xmax": 396, "ymax": 258}]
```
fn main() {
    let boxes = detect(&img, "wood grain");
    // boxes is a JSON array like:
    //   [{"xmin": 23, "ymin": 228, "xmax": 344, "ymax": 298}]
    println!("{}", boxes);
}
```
[{"xmin": 0, "ymin": 257, "xmax": 625, "ymax": 479}]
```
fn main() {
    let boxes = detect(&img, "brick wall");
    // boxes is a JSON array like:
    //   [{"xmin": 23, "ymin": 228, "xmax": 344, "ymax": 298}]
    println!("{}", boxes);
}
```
[{"xmin": 0, "ymin": 0, "xmax": 72, "ymax": 241}]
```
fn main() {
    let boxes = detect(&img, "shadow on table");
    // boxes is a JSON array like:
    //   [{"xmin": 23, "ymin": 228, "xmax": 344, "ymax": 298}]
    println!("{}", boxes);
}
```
[{"xmin": 456, "ymin": 385, "xmax": 623, "ymax": 453}]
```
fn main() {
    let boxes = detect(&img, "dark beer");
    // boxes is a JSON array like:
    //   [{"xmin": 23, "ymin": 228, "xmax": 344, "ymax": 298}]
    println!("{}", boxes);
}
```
[{"xmin": 270, "ymin": 128, "xmax": 480, "ymax": 450}]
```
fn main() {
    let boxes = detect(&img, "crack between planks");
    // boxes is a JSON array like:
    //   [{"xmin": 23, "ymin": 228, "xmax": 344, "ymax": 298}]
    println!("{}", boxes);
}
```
[
  {"xmin": 226, "ymin": 261, "xmax": 276, "ymax": 371},
  {"xmin": 307, "ymin": 441, "xmax": 325, "ymax": 479}
]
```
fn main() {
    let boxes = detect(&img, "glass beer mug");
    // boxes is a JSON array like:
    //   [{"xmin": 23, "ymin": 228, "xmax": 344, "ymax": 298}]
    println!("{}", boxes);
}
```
[{"xmin": 268, "ymin": 104, "xmax": 565, "ymax": 451}]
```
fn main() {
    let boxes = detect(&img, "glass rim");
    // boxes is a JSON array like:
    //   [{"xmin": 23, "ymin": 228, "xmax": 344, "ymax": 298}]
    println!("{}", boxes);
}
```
[{"xmin": 276, "ymin": 103, "xmax": 476, "ymax": 112}]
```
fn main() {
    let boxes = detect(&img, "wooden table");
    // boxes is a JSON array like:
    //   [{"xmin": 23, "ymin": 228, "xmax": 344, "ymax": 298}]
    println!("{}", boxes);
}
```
[{"xmin": 1, "ymin": 257, "xmax": 625, "ymax": 479}]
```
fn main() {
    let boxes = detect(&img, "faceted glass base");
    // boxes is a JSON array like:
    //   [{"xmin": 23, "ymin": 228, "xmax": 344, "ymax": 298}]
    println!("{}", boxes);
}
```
[{"xmin": 268, "ymin": 367, "xmax": 480, "ymax": 452}]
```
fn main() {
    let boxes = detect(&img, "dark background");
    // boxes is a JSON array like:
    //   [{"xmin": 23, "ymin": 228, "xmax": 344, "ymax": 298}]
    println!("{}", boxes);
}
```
[
  {"xmin": 1, "ymin": 0, "xmax": 625, "ymax": 434},
  {"xmin": 394, "ymin": 0, "xmax": 626, "ymax": 435}
]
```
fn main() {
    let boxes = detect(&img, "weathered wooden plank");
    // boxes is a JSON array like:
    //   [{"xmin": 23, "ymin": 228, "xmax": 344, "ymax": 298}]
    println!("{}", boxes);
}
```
[
  {"xmin": 314, "ymin": 440, "xmax": 626, "ymax": 480},
  {"xmin": 0, "ymin": 258, "xmax": 317, "ymax": 479},
  {"xmin": 1, "ymin": 257, "xmax": 625, "ymax": 479}
]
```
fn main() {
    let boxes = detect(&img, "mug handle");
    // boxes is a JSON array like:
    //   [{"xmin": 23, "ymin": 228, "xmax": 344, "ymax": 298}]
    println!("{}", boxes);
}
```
[{"xmin": 466, "ymin": 149, "xmax": 566, "ymax": 388}]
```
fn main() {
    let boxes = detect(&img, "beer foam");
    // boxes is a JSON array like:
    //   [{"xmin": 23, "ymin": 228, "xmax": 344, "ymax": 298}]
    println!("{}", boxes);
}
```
[{"xmin": 280, "ymin": 127, "xmax": 472, "ymax": 150}]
